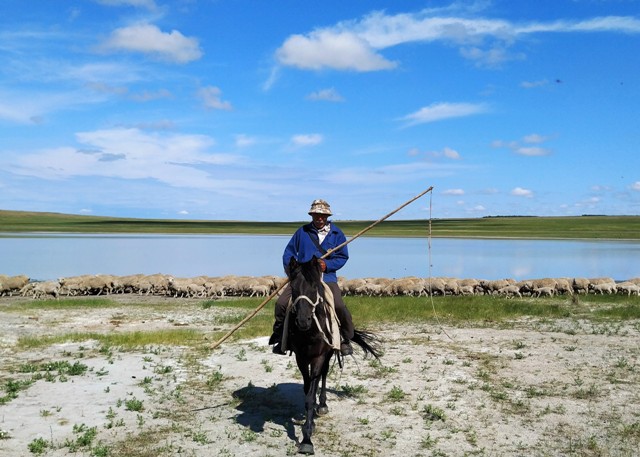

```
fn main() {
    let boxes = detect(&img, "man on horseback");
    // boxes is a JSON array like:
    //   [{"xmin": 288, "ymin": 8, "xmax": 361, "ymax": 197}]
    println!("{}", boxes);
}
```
[{"xmin": 269, "ymin": 199, "xmax": 354, "ymax": 356}]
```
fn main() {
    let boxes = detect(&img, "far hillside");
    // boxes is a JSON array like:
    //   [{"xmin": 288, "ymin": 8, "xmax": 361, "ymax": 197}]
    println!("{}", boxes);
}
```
[{"xmin": 0, "ymin": 210, "xmax": 638, "ymax": 239}]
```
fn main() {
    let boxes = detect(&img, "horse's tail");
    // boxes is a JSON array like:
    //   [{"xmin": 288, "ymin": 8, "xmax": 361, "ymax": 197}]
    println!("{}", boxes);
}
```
[{"xmin": 351, "ymin": 329, "xmax": 383, "ymax": 359}]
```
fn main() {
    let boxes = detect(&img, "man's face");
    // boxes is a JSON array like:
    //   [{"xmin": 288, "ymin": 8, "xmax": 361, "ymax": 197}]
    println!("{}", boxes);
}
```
[{"xmin": 311, "ymin": 213, "xmax": 329, "ymax": 229}]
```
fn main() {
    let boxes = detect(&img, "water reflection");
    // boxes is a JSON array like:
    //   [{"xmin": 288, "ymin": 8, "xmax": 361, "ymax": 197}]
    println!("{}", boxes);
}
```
[{"xmin": 1, "ymin": 233, "xmax": 639, "ymax": 281}]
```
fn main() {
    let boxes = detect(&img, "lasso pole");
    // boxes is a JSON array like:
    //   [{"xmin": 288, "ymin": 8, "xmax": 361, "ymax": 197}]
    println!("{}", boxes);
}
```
[{"xmin": 209, "ymin": 186, "xmax": 434, "ymax": 350}]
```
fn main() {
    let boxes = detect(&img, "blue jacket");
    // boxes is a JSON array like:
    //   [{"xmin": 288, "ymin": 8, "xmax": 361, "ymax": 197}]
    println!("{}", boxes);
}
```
[{"xmin": 282, "ymin": 222, "xmax": 348, "ymax": 283}]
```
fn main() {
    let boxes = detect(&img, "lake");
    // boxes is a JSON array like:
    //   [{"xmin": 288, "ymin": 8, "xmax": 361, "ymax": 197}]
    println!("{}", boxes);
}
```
[{"xmin": 1, "ymin": 233, "xmax": 639, "ymax": 281}]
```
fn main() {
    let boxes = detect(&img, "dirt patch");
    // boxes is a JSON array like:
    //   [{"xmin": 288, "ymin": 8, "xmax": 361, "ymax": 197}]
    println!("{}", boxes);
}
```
[{"xmin": 1, "ymin": 296, "xmax": 639, "ymax": 456}]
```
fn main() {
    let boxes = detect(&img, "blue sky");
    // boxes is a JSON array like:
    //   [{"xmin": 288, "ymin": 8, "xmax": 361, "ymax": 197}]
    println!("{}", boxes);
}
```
[{"xmin": 1, "ymin": 0, "xmax": 639, "ymax": 221}]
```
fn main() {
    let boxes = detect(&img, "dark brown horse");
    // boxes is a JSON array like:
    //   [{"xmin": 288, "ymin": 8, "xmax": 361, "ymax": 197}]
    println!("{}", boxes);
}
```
[{"xmin": 285, "ymin": 256, "xmax": 382, "ymax": 455}]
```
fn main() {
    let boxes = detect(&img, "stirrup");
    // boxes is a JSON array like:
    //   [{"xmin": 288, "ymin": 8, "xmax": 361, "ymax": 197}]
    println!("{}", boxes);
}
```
[{"xmin": 272, "ymin": 343, "xmax": 286, "ymax": 355}]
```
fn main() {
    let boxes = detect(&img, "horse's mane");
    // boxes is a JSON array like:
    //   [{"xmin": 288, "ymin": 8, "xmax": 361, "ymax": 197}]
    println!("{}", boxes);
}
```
[{"xmin": 289, "ymin": 257, "xmax": 323, "ymax": 290}]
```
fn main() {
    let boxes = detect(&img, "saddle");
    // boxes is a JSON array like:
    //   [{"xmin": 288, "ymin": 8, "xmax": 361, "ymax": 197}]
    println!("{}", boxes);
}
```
[{"xmin": 281, "ymin": 281, "xmax": 341, "ymax": 353}]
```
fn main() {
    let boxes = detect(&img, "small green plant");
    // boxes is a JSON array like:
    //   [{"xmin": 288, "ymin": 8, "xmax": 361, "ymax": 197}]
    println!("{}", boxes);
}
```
[
  {"xmin": 236, "ymin": 348, "xmax": 247, "ymax": 361},
  {"xmin": 341, "ymin": 383, "xmax": 368, "ymax": 398},
  {"xmin": 28, "ymin": 437, "xmax": 50, "ymax": 455},
  {"xmin": 387, "ymin": 385, "xmax": 406, "ymax": 401},
  {"xmin": 390, "ymin": 405, "xmax": 405, "ymax": 415},
  {"xmin": 64, "ymin": 424, "xmax": 97, "ymax": 452},
  {"xmin": 260, "ymin": 359, "xmax": 273, "ymax": 373},
  {"xmin": 153, "ymin": 364, "xmax": 173, "ymax": 375},
  {"xmin": 124, "ymin": 397, "xmax": 144, "ymax": 412},
  {"xmin": 423, "ymin": 404, "xmax": 446, "ymax": 422},
  {"xmin": 206, "ymin": 370, "xmax": 224, "ymax": 389},
  {"xmin": 192, "ymin": 430, "xmax": 209, "ymax": 444},
  {"xmin": 421, "ymin": 433, "xmax": 436, "ymax": 449},
  {"xmin": 240, "ymin": 428, "xmax": 258, "ymax": 443},
  {"xmin": 91, "ymin": 442, "xmax": 110, "ymax": 457}
]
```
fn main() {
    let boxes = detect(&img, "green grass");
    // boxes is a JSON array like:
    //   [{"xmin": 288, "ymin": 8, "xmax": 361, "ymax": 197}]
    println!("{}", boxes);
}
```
[
  {"xmin": 345, "ymin": 295, "xmax": 574, "ymax": 325},
  {"xmin": 1, "ymin": 298, "xmax": 121, "ymax": 312},
  {"xmin": 16, "ymin": 329, "xmax": 204, "ymax": 350},
  {"xmin": 1, "ymin": 209, "xmax": 639, "ymax": 239},
  {"xmin": 10, "ymin": 294, "xmax": 640, "ymax": 350}
]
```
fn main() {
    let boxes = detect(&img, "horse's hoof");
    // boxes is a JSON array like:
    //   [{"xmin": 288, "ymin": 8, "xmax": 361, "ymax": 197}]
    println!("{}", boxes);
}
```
[
  {"xmin": 298, "ymin": 443, "xmax": 315, "ymax": 455},
  {"xmin": 316, "ymin": 405, "xmax": 329, "ymax": 416}
]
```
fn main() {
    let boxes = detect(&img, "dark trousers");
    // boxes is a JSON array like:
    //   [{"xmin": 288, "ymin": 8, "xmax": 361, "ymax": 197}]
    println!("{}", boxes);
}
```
[{"xmin": 273, "ymin": 282, "xmax": 354, "ymax": 340}]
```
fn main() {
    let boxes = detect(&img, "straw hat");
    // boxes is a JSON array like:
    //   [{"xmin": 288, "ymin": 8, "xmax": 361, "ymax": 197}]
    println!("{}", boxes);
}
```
[{"xmin": 308, "ymin": 199, "xmax": 332, "ymax": 216}]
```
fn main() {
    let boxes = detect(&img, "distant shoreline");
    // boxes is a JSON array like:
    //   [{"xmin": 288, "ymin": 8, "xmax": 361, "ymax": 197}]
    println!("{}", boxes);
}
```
[{"xmin": 1, "ymin": 210, "xmax": 639, "ymax": 240}]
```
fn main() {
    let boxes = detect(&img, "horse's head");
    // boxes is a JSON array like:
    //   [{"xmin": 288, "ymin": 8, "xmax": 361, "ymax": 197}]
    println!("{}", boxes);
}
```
[{"xmin": 288, "ymin": 256, "xmax": 323, "ymax": 332}]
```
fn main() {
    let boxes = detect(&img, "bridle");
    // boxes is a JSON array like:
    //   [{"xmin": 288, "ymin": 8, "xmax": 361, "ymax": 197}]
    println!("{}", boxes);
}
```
[{"xmin": 291, "ymin": 291, "xmax": 332, "ymax": 346}]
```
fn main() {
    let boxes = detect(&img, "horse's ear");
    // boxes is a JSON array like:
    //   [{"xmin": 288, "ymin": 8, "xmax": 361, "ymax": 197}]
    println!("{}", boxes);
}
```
[{"xmin": 287, "ymin": 257, "xmax": 299, "ymax": 278}]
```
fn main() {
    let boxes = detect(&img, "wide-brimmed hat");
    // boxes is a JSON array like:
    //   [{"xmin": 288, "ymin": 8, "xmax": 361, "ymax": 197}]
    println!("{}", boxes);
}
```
[{"xmin": 308, "ymin": 199, "xmax": 332, "ymax": 216}]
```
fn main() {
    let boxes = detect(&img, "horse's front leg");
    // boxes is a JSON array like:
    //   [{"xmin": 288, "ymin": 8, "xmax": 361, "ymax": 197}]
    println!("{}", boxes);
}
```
[
  {"xmin": 299, "ymin": 374, "xmax": 321, "ymax": 455},
  {"xmin": 316, "ymin": 353, "xmax": 332, "ymax": 416}
]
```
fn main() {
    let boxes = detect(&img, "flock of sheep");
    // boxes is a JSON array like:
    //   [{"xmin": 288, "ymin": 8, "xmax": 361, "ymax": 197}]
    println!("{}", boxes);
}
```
[{"xmin": 2, "ymin": 273, "xmax": 640, "ymax": 300}]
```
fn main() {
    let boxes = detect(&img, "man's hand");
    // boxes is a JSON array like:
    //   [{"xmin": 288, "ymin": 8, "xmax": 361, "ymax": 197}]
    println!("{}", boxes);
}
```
[{"xmin": 317, "ymin": 259, "xmax": 326, "ymax": 272}]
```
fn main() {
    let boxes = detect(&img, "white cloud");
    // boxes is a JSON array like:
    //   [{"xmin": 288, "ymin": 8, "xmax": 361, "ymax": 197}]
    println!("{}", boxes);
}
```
[
  {"xmin": 198, "ymin": 86, "xmax": 232, "ymax": 110},
  {"xmin": 493, "ymin": 134, "xmax": 553, "ymax": 156},
  {"xmin": 417, "ymin": 146, "xmax": 462, "ymax": 160},
  {"xmin": 290, "ymin": 134, "xmax": 324, "ymax": 148},
  {"xmin": 523, "ymin": 133, "xmax": 547, "ymax": 144},
  {"xmin": 515, "ymin": 146, "xmax": 551, "ymax": 156},
  {"xmin": 521, "ymin": 79, "xmax": 549, "ymax": 89},
  {"xmin": 0, "ymin": 88, "xmax": 107, "ymax": 124},
  {"xmin": 443, "ymin": 189, "xmax": 465, "ymax": 196},
  {"xmin": 101, "ymin": 23, "xmax": 202, "ymax": 63},
  {"xmin": 460, "ymin": 45, "xmax": 523, "ymax": 67},
  {"xmin": 275, "ymin": 10, "xmax": 640, "ymax": 71},
  {"xmin": 96, "ymin": 0, "xmax": 157, "ymax": 9},
  {"xmin": 443, "ymin": 147, "xmax": 461, "ymax": 160},
  {"xmin": 235, "ymin": 134, "xmax": 257, "ymax": 148},
  {"xmin": 276, "ymin": 30, "xmax": 396, "ymax": 71},
  {"xmin": 129, "ymin": 89, "xmax": 172, "ymax": 102},
  {"xmin": 511, "ymin": 187, "xmax": 534, "ymax": 198},
  {"xmin": 400, "ymin": 102, "xmax": 488, "ymax": 126},
  {"xmin": 10, "ymin": 128, "xmax": 241, "ymax": 190},
  {"xmin": 306, "ymin": 88, "xmax": 345, "ymax": 102},
  {"xmin": 631, "ymin": 182, "xmax": 640, "ymax": 191}
]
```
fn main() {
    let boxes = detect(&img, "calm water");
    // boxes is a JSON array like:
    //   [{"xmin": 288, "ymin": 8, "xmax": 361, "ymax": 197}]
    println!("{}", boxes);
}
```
[{"xmin": 1, "ymin": 233, "xmax": 639, "ymax": 281}]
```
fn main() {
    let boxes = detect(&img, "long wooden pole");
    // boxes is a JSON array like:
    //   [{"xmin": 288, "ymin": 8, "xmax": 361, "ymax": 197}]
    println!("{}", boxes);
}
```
[{"xmin": 209, "ymin": 186, "xmax": 434, "ymax": 350}]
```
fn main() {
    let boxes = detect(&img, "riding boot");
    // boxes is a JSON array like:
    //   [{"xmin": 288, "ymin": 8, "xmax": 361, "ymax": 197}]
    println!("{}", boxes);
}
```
[
  {"xmin": 340, "ymin": 331, "xmax": 353, "ymax": 356},
  {"xmin": 269, "ymin": 321, "xmax": 286, "ymax": 355}
]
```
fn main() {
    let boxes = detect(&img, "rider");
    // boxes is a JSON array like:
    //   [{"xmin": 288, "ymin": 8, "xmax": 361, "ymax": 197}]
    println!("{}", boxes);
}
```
[{"xmin": 269, "ymin": 199, "xmax": 354, "ymax": 356}]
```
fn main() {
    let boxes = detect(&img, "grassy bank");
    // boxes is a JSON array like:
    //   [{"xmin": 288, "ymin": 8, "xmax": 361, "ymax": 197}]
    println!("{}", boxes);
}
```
[
  {"xmin": 1, "ymin": 209, "xmax": 639, "ymax": 239},
  {"xmin": 8, "ymin": 294, "xmax": 640, "ymax": 349}
]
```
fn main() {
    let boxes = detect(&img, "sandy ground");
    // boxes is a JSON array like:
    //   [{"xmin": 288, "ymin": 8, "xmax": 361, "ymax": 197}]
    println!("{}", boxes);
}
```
[{"xmin": 1, "ymin": 295, "xmax": 640, "ymax": 457}]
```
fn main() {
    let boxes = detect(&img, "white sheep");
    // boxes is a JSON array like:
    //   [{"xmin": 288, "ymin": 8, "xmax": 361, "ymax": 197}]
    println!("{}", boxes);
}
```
[
  {"xmin": 534, "ymin": 287, "xmax": 555, "ymax": 297},
  {"xmin": 591, "ymin": 282, "xmax": 617, "ymax": 295},
  {"xmin": 617, "ymin": 282, "xmax": 640, "ymax": 296},
  {"xmin": 572, "ymin": 278, "xmax": 590, "ymax": 295},
  {"xmin": 0, "ymin": 274, "xmax": 30, "ymax": 296},
  {"xmin": 497, "ymin": 285, "xmax": 522, "ymax": 298}
]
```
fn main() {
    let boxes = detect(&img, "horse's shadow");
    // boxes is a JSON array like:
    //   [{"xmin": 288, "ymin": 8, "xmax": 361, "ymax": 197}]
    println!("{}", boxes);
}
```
[
  {"xmin": 230, "ymin": 382, "xmax": 298, "ymax": 441},
  {"xmin": 232, "ymin": 382, "xmax": 344, "ymax": 443}
]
